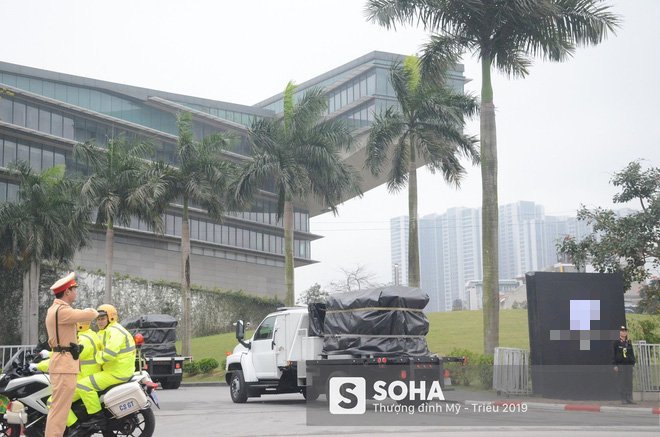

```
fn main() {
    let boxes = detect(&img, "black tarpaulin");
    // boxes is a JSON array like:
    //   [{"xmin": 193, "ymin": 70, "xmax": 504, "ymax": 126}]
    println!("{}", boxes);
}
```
[
  {"xmin": 308, "ymin": 303, "xmax": 326, "ymax": 337},
  {"xmin": 322, "ymin": 286, "xmax": 431, "ymax": 357},
  {"xmin": 122, "ymin": 314, "xmax": 178, "ymax": 358}
]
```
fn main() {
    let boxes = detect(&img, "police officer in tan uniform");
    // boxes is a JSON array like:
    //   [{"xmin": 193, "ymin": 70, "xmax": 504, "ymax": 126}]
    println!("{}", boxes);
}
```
[{"xmin": 44, "ymin": 272, "xmax": 98, "ymax": 437}]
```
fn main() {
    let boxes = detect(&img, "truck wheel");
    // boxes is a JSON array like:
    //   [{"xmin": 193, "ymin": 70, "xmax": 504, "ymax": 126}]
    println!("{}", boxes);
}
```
[
  {"xmin": 161, "ymin": 380, "xmax": 181, "ymax": 390},
  {"xmin": 163, "ymin": 381, "xmax": 181, "ymax": 390},
  {"xmin": 230, "ymin": 370, "xmax": 249, "ymax": 403},
  {"xmin": 302, "ymin": 386, "xmax": 319, "ymax": 401}
]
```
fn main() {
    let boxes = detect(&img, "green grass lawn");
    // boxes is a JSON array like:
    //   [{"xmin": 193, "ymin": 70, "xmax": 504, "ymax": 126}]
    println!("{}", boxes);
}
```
[{"xmin": 177, "ymin": 311, "xmax": 659, "ymax": 382}]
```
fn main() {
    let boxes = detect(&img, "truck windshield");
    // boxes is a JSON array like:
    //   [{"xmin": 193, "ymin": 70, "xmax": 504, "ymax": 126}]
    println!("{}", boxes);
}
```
[{"xmin": 253, "ymin": 316, "xmax": 276, "ymax": 340}]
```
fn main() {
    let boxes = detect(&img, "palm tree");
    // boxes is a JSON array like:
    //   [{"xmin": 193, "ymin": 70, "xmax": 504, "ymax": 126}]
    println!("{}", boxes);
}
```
[
  {"xmin": 233, "ymin": 82, "xmax": 362, "ymax": 306},
  {"xmin": 157, "ymin": 111, "xmax": 236, "ymax": 356},
  {"xmin": 75, "ymin": 134, "xmax": 165, "ymax": 305},
  {"xmin": 365, "ymin": 55, "xmax": 478, "ymax": 288},
  {"xmin": 366, "ymin": 0, "xmax": 620, "ymax": 353},
  {"xmin": 0, "ymin": 161, "xmax": 91, "ymax": 344}
]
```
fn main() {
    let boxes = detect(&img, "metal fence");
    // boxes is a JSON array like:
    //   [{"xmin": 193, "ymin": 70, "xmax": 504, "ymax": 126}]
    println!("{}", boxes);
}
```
[
  {"xmin": 634, "ymin": 341, "xmax": 660, "ymax": 392},
  {"xmin": 493, "ymin": 347, "xmax": 531, "ymax": 395},
  {"xmin": 0, "ymin": 345, "xmax": 36, "ymax": 370}
]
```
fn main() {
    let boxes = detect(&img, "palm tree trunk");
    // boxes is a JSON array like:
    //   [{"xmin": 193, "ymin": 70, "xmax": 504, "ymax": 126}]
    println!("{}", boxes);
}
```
[
  {"xmin": 480, "ymin": 55, "xmax": 499, "ymax": 355},
  {"xmin": 283, "ymin": 199, "xmax": 295, "ymax": 306},
  {"xmin": 29, "ymin": 262, "xmax": 40, "ymax": 344},
  {"xmin": 408, "ymin": 160, "xmax": 420, "ymax": 288},
  {"xmin": 181, "ymin": 197, "xmax": 192, "ymax": 357},
  {"xmin": 104, "ymin": 220, "xmax": 114, "ymax": 304},
  {"xmin": 22, "ymin": 263, "xmax": 40, "ymax": 345},
  {"xmin": 22, "ymin": 269, "xmax": 29, "ymax": 345}
]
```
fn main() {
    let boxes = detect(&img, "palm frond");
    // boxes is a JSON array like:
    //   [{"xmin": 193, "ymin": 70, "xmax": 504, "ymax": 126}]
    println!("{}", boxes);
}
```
[
  {"xmin": 386, "ymin": 134, "xmax": 410, "ymax": 193},
  {"xmin": 365, "ymin": 107, "xmax": 405, "ymax": 176},
  {"xmin": 419, "ymin": 34, "xmax": 464, "ymax": 85}
]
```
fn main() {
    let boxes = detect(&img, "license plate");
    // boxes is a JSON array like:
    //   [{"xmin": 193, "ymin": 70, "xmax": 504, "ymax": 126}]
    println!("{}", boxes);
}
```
[
  {"xmin": 174, "ymin": 368, "xmax": 182, "ymax": 373},
  {"xmin": 0, "ymin": 394, "xmax": 9, "ymax": 414},
  {"xmin": 150, "ymin": 391, "xmax": 159, "ymax": 406}
]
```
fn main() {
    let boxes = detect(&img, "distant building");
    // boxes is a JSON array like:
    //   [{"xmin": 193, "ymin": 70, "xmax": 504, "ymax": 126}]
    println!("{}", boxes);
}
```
[
  {"xmin": 0, "ymin": 52, "xmax": 468, "ymax": 298},
  {"xmin": 395, "ymin": 201, "xmax": 601, "ymax": 312},
  {"xmin": 419, "ymin": 208, "xmax": 482, "ymax": 313},
  {"xmin": 465, "ymin": 279, "xmax": 521, "ymax": 311},
  {"xmin": 390, "ymin": 216, "xmax": 409, "ymax": 286}
]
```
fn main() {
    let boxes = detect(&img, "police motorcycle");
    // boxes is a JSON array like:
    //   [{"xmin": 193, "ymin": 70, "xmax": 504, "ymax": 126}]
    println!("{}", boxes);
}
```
[{"xmin": 0, "ymin": 338, "xmax": 159, "ymax": 437}]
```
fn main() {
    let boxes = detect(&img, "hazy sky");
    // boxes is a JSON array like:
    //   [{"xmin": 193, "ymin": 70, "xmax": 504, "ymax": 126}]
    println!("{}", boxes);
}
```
[{"xmin": 3, "ymin": 1, "xmax": 659, "ymax": 298}]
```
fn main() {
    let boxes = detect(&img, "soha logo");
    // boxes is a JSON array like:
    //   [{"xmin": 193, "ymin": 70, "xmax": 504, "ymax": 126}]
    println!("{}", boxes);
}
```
[
  {"xmin": 328, "ymin": 377, "xmax": 446, "ymax": 415},
  {"xmin": 328, "ymin": 377, "xmax": 366, "ymax": 415}
]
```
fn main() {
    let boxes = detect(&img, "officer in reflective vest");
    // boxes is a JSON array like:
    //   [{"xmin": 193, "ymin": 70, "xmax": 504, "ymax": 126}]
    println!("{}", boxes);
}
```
[
  {"xmin": 77, "ymin": 321, "xmax": 103, "ymax": 378},
  {"xmin": 73, "ymin": 304, "xmax": 136, "ymax": 427}
]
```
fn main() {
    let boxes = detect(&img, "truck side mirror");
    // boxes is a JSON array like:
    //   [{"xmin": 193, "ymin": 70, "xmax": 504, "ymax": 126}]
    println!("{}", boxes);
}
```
[
  {"xmin": 235, "ymin": 320, "xmax": 251, "ymax": 349},
  {"xmin": 236, "ymin": 320, "xmax": 245, "ymax": 341}
]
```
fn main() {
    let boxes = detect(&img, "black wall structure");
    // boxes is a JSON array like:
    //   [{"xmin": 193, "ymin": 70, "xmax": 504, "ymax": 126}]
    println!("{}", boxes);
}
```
[{"xmin": 525, "ymin": 272, "xmax": 626, "ymax": 400}]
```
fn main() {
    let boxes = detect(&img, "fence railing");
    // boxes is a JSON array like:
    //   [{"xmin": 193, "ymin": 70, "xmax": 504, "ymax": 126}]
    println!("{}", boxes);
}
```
[
  {"xmin": 0, "ymin": 345, "xmax": 36, "ymax": 370},
  {"xmin": 634, "ymin": 341, "xmax": 660, "ymax": 392},
  {"xmin": 493, "ymin": 347, "xmax": 531, "ymax": 395}
]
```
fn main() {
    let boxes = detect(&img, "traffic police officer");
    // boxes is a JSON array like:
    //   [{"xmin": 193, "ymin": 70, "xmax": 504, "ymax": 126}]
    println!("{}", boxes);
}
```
[
  {"xmin": 34, "ymin": 321, "xmax": 103, "ymax": 430},
  {"xmin": 612, "ymin": 325, "xmax": 637, "ymax": 404},
  {"xmin": 44, "ymin": 272, "xmax": 98, "ymax": 437},
  {"xmin": 74, "ymin": 304, "xmax": 136, "ymax": 426}
]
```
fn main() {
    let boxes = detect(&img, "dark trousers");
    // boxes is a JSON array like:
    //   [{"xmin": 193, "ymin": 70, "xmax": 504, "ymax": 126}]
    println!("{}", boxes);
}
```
[{"xmin": 617, "ymin": 365, "xmax": 633, "ymax": 401}]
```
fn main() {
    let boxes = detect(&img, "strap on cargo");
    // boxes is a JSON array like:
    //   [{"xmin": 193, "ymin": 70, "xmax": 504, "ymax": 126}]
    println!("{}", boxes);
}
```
[{"xmin": 326, "ymin": 307, "xmax": 424, "ymax": 314}]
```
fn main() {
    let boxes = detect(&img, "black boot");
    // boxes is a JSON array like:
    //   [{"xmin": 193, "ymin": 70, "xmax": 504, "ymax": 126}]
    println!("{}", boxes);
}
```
[
  {"xmin": 65, "ymin": 422, "xmax": 83, "ymax": 437},
  {"xmin": 83, "ymin": 411, "xmax": 106, "ymax": 427}
]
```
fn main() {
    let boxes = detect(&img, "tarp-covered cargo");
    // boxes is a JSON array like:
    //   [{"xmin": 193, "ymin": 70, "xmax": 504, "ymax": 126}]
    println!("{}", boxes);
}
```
[
  {"xmin": 323, "ymin": 286, "xmax": 431, "ymax": 357},
  {"xmin": 122, "ymin": 314, "xmax": 178, "ymax": 358},
  {"xmin": 308, "ymin": 303, "xmax": 326, "ymax": 337}
]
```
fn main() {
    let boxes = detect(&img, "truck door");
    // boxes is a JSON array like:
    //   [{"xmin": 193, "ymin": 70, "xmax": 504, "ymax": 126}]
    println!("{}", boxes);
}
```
[
  {"xmin": 251, "ymin": 315, "xmax": 280, "ymax": 380},
  {"xmin": 273, "ymin": 314, "xmax": 287, "ymax": 368}
]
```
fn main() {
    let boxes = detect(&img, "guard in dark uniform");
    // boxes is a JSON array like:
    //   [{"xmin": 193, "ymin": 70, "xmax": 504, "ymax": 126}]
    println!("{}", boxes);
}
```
[{"xmin": 612, "ymin": 325, "xmax": 636, "ymax": 404}]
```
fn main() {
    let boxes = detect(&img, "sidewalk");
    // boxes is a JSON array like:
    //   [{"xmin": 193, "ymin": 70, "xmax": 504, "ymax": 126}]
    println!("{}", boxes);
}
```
[{"xmin": 445, "ymin": 388, "xmax": 660, "ymax": 416}]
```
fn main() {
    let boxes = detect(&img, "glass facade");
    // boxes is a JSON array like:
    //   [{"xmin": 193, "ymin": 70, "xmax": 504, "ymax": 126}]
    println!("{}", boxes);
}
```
[
  {"xmin": 0, "ymin": 68, "xmax": 315, "ymax": 267},
  {"xmin": 260, "ymin": 58, "xmax": 465, "ymax": 134},
  {"xmin": 0, "ymin": 134, "xmax": 68, "ymax": 172},
  {"xmin": 175, "ymin": 101, "xmax": 266, "ymax": 128},
  {"xmin": 0, "ymin": 72, "xmax": 179, "ymax": 135}
]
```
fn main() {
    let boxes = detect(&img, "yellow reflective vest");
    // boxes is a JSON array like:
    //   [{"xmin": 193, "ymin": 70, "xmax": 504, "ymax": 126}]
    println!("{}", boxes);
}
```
[
  {"xmin": 78, "ymin": 327, "xmax": 103, "ymax": 378},
  {"xmin": 96, "ymin": 322, "xmax": 136, "ymax": 376}
]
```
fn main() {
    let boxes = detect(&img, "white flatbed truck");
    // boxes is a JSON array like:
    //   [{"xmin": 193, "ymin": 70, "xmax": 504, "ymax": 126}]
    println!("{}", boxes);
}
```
[{"xmin": 225, "ymin": 307, "xmax": 463, "ymax": 403}]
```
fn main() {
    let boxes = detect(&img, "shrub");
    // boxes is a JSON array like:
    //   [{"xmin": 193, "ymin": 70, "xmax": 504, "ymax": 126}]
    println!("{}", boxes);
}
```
[
  {"xmin": 221, "ymin": 358, "xmax": 227, "ymax": 370},
  {"xmin": 197, "ymin": 357, "xmax": 220, "ymax": 374},
  {"xmin": 445, "ymin": 348, "xmax": 494, "ymax": 389},
  {"xmin": 446, "ymin": 348, "xmax": 476, "ymax": 386},
  {"xmin": 474, "ymin": 353, "xmax": 495, "ymax": 390},
  {"xmin": 182, "ymin": 361, "xmax": 198, "ymax": 376}
]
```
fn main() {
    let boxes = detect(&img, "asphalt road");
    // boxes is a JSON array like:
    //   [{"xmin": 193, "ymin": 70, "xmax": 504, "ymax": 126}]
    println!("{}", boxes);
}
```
[{"xmin": 150, "ymin": 385, "xmax": 659, "ymax": 436}]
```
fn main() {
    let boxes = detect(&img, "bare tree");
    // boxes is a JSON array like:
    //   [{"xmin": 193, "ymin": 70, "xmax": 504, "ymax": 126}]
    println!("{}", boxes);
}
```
[{"xmin": 328, "ymin": 264, "xmax": 383, "ymax": 294}]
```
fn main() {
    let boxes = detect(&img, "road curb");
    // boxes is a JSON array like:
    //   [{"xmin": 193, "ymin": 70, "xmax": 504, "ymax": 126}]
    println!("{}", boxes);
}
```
[
  {"xmin": 179, "ymin": 381, "xmax": 225, "ymax": 387},
  {"xmin": 465, "ymin": 399, "xmax": 660, "ymax": 416}
]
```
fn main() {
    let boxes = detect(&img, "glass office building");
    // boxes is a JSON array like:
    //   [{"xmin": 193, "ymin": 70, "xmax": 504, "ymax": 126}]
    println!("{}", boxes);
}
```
[{"xmin": 0, "ymin": 51, "xmax": 467, "ymax": 298}]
